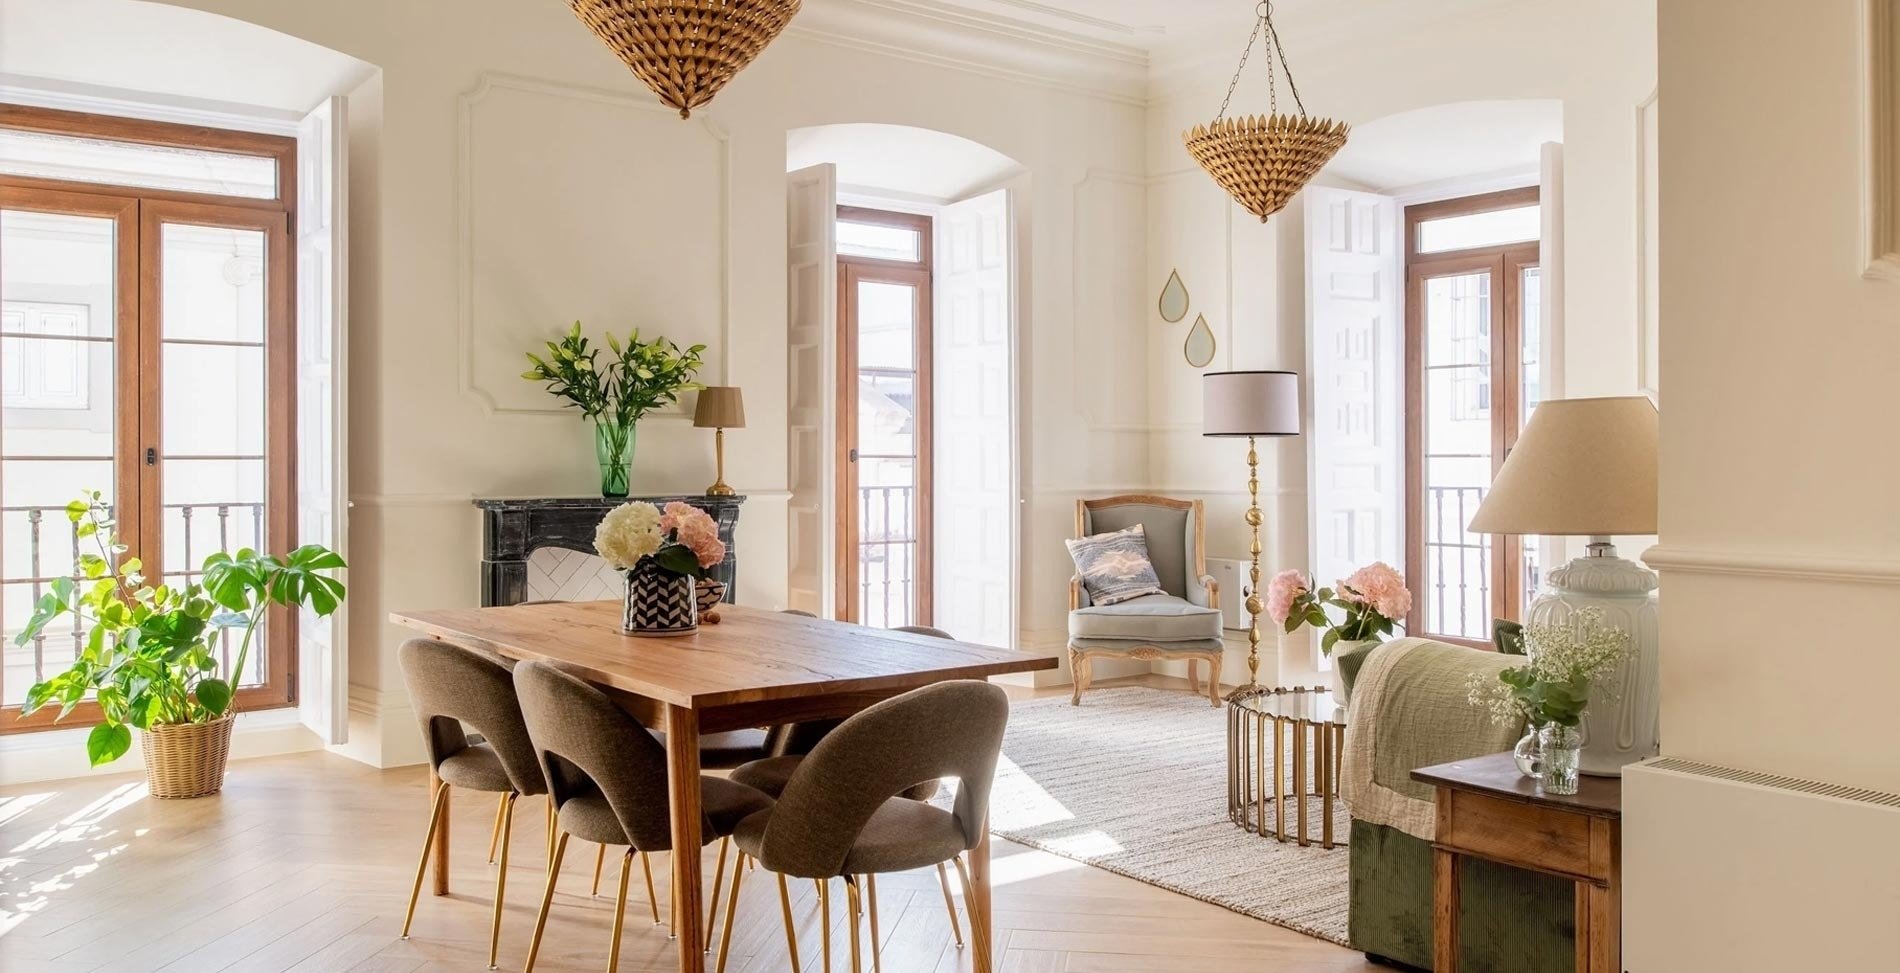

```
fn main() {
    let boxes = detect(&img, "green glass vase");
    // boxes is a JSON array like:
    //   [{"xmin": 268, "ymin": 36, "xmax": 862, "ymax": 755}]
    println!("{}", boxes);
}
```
[{"xmin": 593, "ymin": 419, "xmax": 635, "ymax": 498}]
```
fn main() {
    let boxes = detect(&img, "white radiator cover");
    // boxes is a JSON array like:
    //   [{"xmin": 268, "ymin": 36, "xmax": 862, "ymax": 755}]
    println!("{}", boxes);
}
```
[{"xmin": 1624, "ymin": 758, "xmax": 1900, "ymax": 971}]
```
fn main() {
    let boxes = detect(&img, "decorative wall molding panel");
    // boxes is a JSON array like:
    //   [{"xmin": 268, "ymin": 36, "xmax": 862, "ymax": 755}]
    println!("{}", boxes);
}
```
[
  {"xmin": 1642, "ymin": 545, "xmax": 1900, "ymax": 586},
  {"xmin": 1069, "ymin": 168, "xmax": 1149, "ymax": 430},
  {"xmin": 1866, "ymin": 0, "xmax": 1900, "ymax": 280},
  {"xmin": 456, "ymin": 72, "xmax": 730, "ymax": 416},
  {"xmin": 1636, "ymin": 88, "xmax": 1662, "ymax": 394}
]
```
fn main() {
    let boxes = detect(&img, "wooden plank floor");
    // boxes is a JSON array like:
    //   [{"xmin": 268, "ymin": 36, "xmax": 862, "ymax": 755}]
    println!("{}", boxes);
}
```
[{"xmin": 0, "ymin": 677, "xmax": 1377, "ymax": 973}]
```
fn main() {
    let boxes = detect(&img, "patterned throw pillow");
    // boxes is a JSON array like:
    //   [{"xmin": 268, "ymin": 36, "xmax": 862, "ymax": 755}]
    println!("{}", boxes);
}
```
[{"xmin": 1065, "ymin": 524, "xmax": 1165, "ymax": 606}]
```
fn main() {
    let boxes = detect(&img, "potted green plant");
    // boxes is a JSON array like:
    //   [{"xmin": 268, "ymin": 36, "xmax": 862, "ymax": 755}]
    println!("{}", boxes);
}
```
[
  {"xmin": 521, "ymin": 322, "xmax": 706, "ymax": 497},
  {"xmin": 18, "ymin": 492, "xmax": 346, "ymax": 798}
]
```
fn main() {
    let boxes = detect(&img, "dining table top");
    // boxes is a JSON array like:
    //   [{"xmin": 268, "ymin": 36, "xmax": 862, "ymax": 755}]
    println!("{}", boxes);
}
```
[{"xmin": 389, "ymin": 600, "xmax": 1057, "ymax": 711}]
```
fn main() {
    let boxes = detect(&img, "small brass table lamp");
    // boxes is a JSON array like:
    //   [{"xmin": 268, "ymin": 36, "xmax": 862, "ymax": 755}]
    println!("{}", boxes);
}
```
[
  {"xmin": 693, "ymin": 386, "xmax": 745, "ymax": 497},
  {"xmin": 1202, "ymin": 370, "xmax": 1302, "ymax": 695}
]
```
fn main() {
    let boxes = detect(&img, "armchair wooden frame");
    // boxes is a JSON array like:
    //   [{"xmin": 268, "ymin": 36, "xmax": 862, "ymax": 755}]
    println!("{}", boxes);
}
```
[{"xmin": 1068, "ymin": 495, "xmax": 1224, "ymax": 707}]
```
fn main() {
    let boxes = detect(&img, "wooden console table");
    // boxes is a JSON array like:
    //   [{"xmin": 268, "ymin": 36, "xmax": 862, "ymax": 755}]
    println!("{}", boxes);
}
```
[
  {"xmin": 473, "ymin": 495, "xmax": 743, "ymax": 606},
  {"xmin": 1412, "ymin": 751, "xmax": 1622, "ymax": 973}
]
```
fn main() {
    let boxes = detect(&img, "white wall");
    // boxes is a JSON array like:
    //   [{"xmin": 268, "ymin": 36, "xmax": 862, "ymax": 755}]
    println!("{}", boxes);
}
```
[
  {"xmin": 1627, "ymin": 1, "xmax": 1900, "ymax": 966},
  {"xmin": 1141, "ymin": 0, "xmax": 1655, "ymax": 684},
  {"xmin": 120, "ymin": 0, "xmax": 1149, "ymax": 762}
]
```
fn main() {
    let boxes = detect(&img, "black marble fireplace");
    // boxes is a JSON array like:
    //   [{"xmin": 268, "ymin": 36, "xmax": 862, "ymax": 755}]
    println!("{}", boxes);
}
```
[{"xmin": 474, "ymin": 495, "xmax": 744, "ymax": 606}]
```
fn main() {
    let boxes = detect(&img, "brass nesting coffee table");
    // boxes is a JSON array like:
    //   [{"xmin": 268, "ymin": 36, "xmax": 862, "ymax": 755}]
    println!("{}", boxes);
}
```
[{"xmin": 1225, "ymin": 685, "xmax": 1347, "ymax": 849}]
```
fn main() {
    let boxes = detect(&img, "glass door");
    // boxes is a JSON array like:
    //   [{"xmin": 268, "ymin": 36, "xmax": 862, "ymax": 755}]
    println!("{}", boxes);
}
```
[
  {"xmin": 0, "ymin": 188, "xmax": 138, "ymax": 720},
  {"xmin": 835, "ymin": 207, "xmax": 933, "ymax": 627}
]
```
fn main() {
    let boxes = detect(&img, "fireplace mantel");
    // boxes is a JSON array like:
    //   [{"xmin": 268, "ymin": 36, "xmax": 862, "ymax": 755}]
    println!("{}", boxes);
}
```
[{"xmin": 473, "ymin": 495, "xmax": 744, "ymax": 606}]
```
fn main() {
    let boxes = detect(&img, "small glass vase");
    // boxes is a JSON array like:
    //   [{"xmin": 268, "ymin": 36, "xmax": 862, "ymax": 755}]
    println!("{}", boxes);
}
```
[
  {"xmin": 594, "ymin": 419, "xmax": 636, "ymax": 498},
  {"xmin": 1538, "ymin": 723, "xmax": 1585, "ymax": 795},
  {"xmin": 1513, "ymin": 727, "xmax": 1544, "ymax": 778}
]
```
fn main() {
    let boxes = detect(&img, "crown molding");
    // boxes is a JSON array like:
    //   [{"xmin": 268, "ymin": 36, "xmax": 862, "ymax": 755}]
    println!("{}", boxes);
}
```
[{"xmin": 792, "ymin": 0, "xmax": 1148, "ymax": 106}]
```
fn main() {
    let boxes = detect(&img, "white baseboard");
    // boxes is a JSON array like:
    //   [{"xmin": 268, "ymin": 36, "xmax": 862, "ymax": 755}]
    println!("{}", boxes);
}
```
[{"xmin": 0, "ymin": 707, "xmax": 320, "ymax": 787}]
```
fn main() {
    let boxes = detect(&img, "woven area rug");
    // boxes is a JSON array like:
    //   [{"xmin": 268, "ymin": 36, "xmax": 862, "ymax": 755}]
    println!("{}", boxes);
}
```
[{"xmin": 978, "ymin": 685, "xmax": 1351, "ymax": 944}]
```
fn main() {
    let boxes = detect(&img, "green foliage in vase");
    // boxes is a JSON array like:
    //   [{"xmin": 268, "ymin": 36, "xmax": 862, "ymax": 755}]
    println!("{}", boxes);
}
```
[
  {"xmin": 18, "ymin": 493, "xmax": 347, "ymax": 766},
  {"xmin": 521, "ymin": 321, "xmax": 707, "ymax": 426}
]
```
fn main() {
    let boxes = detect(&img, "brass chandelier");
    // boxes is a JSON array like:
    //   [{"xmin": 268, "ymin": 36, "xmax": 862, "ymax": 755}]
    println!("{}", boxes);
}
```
[
  {"xmin": 1184, "ymin": 1, "xmax": 1348, "ymax": 222},
  {"xmin": 569, "ymin": 0, "xmax": 801, "ymax": 119}
]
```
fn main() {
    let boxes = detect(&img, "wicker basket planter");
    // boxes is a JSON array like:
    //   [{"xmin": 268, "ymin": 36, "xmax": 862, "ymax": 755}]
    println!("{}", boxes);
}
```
[{"xmin": 141, "ymin": 714, "xmax": 236, "ymax": 799}]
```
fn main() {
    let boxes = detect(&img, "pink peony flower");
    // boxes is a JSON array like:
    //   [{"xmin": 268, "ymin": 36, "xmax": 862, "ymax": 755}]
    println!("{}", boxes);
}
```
[
  {"xmin": 680, "ymin": 523, "xmax": 726, "ymax": 568},
  {"xmin": 1338, "ymin": 561, "xmax": 1411, "ymax": 621},
  {"xmin": 1265, "ymin": 569, "xmax": 1310, "ymax": 624}
]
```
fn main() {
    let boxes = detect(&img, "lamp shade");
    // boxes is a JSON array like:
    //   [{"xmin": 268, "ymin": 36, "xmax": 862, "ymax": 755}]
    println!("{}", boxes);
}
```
[
  {"xmin": 1467, "ymin": 395, "xmax": 1658, "ymax": 536},
  {"xmin": 1202, "ymin": 370, "xmax": 1301, "ymax": 437},
  {"xmin": 692, "ymin": 386, "xmax": 746, "ymax": 428}
]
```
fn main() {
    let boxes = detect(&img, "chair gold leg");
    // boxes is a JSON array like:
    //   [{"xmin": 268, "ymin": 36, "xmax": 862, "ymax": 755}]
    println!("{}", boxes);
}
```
[
  {"xmin": 953, "ymin": 855, "xmax": 993, "ymax": 972},
  {"xmin": 775, "ymin": 872, "xmax": 800, "ymax": 970},
  {"xmin": 606, "ymin": 850, "xmax": 633, "ymax": 973},
  {"xmin": 401, "ymin": 781, "xmax": 452, "ymax": 940},
  {"xmin": 668, "ymin": 862, "xmax": 678, "ymax": 941},
  {"xmin": 704, "ymin": 837, "xmax": 730, "ymax": 953},
  {"xmin": 487, "ymin": 793, "xmax": 518, "ymax": 970},
  {"xmin": 846, "ymin": 880, "xmax": 863, "ymax": 973},
  {"xmin": 865, "ymin": 874, "xmax": 881, "ymax": 973},
  {"xmin": 934, "ymin": 862, "xmax": 964, "ymax": 949},
  {"xmin": 820, "ymin": 877, "xmax": 832, "ymax": 973},
  {"xmin": 591, "ymin": 843, "xmax": 607, "ymax": 897},
  {"xmin": 488, "ymin": 791, "xmax": 508, "ymax": 864},
  {"xmin": 713, "ymin": 852, "xmax": 747, "ymax": 973},
  {"xmin": 544, "ymin": 798, "xmax": 556, "ymax": 869},
  {"xmin": 640, "ymin": 851, "xmax": 662, "ymax": 925},
  {"xmin": 522, "ymin": 831, "xmax": 569, "ymax": 973}
]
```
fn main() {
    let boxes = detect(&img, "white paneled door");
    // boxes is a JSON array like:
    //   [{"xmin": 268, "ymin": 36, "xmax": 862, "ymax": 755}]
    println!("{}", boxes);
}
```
[
  {"xmin": 932, "ymin": 188, "xmax": 1016, "ymax": 648},
  {"xmin": 1304, "ymin": 186, "xmax": 1404, "ymax": 657},
  {"xmin": 296, "ymin": 95, "xmax": 348, "ymax": 744},
  {"xmin": 785, "ymin": 164, "xmax": 837, "ymax": 616}
]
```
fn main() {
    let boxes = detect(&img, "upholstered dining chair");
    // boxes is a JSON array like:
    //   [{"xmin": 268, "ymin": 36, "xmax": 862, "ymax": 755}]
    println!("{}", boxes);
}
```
[
  {"xmin": 397, "ymin": 638, "xmax": 551, "ymax": 970},
  {"xmin": 723, "ymin": 680, "xmax": 1009, "ymax": 973},
  {"xmin": 512, "ymin": 661, "xmax": 773, "ymax": 973},
  {"xmin": 726, "ymin": 623, "xmax": 966, "ymax": 954},
  {"xmin": 1068, "ymin": 494, "xmax": 1225, "ymax": 707}
]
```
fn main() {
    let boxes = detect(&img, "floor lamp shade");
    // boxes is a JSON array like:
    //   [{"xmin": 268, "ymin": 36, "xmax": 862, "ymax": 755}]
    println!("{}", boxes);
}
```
[{"xmin": 1202, "ymin": 370, "xmax": 1302, "ymax": 437}]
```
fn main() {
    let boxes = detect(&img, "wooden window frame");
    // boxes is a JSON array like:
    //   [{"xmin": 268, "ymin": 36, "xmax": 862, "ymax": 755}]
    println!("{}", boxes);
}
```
[
  {"xmin": 1403, "ymin": 187, "xmax": 1538, "ymax": 648},
  {"xmin": 834, "ymin": 206, "xmax": 933, "ymax": 627},
  {"xmin": 0, "ymin": 105, "xmax": 297, "ymax": 732}
]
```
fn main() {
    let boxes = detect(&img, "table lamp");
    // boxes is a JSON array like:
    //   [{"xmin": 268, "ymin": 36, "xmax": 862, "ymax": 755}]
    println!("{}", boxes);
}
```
[
  {"xmin": 1202, "ymin": 370, "xmax": 1303, "ymax": 692},
  {"xmin": 1467, "ymin": 395, "xmax": 1659, "ymax": 775},
  {"xmin": 692, "ymin": 387, "xmax": 745, "ymax": 497}
]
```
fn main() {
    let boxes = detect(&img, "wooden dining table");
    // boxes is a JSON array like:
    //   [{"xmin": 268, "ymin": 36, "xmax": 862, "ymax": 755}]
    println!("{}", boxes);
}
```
[{"xmin": 390, "ymin": 600, "xmax": 1057, "ymax": 973}]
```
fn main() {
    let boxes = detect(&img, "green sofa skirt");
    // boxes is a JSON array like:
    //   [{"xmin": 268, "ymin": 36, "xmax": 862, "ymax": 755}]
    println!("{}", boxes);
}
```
[{"xmin": 1348, "ymin": 819, "xmax": 1576, "ymax": 971}]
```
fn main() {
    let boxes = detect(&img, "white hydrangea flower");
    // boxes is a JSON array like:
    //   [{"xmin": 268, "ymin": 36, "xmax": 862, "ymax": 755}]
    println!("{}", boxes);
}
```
[{"xmin": 594, "ymin": 501, "xmax": 663, "ymax": 569}]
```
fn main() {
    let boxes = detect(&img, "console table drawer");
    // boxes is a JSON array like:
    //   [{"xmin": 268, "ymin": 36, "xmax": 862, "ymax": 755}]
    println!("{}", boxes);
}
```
[{"xmin": 1438, "ymin": 788, "xmax": 1605, "ymax": 883}]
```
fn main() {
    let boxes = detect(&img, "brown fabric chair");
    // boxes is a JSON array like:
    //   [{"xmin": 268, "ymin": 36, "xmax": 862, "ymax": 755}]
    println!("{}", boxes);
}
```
[
  {"xmin": 512, "ymin": 660, "xmax": 772, "ymax": 973},
  {"xmin": 725, "ymin": 680, "xmax": 1009, "ymax": 973},
  {"xmin": 396, "ymin": 638, "xmax": 550, "ymax": 970}
]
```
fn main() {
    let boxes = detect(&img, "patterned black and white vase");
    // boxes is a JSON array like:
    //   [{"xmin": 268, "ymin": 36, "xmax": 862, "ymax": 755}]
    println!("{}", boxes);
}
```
[{"xmin": 622, "ymin": 561, "xmax": 698, "ymax": 637}]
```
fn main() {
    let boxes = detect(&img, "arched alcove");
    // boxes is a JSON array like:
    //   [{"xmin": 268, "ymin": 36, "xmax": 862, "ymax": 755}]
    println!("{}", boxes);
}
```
[{"xmin": 1331, "ymin": 99, "xmax": 1563, "ymax": 194}]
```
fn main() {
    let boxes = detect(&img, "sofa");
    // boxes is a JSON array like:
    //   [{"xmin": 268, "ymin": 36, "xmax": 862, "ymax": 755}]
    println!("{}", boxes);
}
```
[{"xmin": 1341, "ymin": 637, "xmax": 1577, "ymax": 971}]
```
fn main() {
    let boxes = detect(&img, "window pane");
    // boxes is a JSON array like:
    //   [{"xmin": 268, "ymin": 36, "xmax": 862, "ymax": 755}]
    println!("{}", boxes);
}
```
[
  {"xmin": 837, "ymin": 220, "xmax": 920, "ymax": 262},
  {"xmin": 1, "ymin": 207, "xmax": 120, "ymax": 707},
  {"xmin": 1421, "ymin": 270, "xmax": 1494, "ymax": 640},
  {"xmin": 0, "ymin": 128, "xmax": 276, "ymax": 199},
  {"xmin": 158, "ymin": 221, "xmax": 272, "ymax": 690},
  {"xmin": 1417, "ymin": 204, "xmax": 1540, "ymax": 254},
  {"xmin": 852, "ymin": 277, "xmax": 920, "ymax": 628},
  {"xmin": 1520, "ymin": 265, "xmax": 1544, "ymax": 614}
]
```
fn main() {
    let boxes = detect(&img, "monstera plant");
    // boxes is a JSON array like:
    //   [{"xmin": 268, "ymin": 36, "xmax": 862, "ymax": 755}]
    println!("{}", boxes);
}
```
[{"xmin": 19, "ymin": 492, "xmax": 345, "ymax": 797}]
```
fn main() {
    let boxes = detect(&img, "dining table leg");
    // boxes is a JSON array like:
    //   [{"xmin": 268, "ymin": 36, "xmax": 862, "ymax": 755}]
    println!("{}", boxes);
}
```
[
  {"xmin": 664, "ymin": 704, "xmax": 706, "ymax": 973},
  {"xmin": 429, "ymin": 766, "xmax": 449, "ymax": 896}
]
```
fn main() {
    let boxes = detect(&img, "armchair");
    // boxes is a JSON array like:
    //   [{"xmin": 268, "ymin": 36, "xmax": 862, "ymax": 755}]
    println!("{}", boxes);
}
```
[{"xmin": 1067, "ymin": 495, "xmax": 1225, "ymax": 707}]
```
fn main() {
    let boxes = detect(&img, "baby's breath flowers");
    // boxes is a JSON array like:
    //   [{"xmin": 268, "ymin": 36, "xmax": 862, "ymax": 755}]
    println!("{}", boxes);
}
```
[{"xmin": 1466, "ymin": 608, "xmax": 1632, "ymax": 729}]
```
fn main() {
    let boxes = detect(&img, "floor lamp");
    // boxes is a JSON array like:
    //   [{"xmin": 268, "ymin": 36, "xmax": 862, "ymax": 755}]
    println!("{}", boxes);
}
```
[{"xmin": 1202, "ymin": 370, "xmax": 1303, "ymax": 695}]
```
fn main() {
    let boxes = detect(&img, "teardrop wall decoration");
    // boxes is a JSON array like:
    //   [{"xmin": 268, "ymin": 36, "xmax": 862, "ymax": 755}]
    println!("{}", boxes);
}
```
[
  {"xmin": 1184, "ymin": 313, "xmax": 1217, "ymax": 368},
  {"xmin": 1158, "ymin": 269, "xmax": 1190, "ymax": 322}
]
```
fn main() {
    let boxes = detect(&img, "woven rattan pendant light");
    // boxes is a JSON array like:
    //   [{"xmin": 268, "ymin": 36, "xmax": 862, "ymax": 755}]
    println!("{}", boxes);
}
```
[
  {"xmin": 569, "ymin": 0, "xmax": 801, "ymax": 118},
  {"xmin": 1184, "ymin": 1, "xmax": 1348, "ymax": 222}
]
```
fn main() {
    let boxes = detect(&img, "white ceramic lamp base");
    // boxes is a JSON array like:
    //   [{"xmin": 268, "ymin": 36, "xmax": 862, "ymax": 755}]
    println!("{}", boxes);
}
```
[{"xmin": 1525, "ymin": 539, "xmax": 1660, "ymax": 776}]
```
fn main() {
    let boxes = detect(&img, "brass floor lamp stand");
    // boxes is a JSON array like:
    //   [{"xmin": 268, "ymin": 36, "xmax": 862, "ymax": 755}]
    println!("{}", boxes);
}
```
[{"xmin": 1226, "ymin": 435, "xmax": 1269, "ymax": 705}]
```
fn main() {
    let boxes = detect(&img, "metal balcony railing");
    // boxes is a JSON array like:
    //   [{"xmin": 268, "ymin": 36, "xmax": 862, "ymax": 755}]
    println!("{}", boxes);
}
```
[{"xmin": 855, "ymin": 484, "xmax": 916, "ymax": 629}]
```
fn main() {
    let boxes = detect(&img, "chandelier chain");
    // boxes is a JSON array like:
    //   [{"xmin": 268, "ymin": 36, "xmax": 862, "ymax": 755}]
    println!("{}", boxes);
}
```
[{"xmin": 1214, "ymin": 1, "xmax": 1310, "ymax": 122}]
